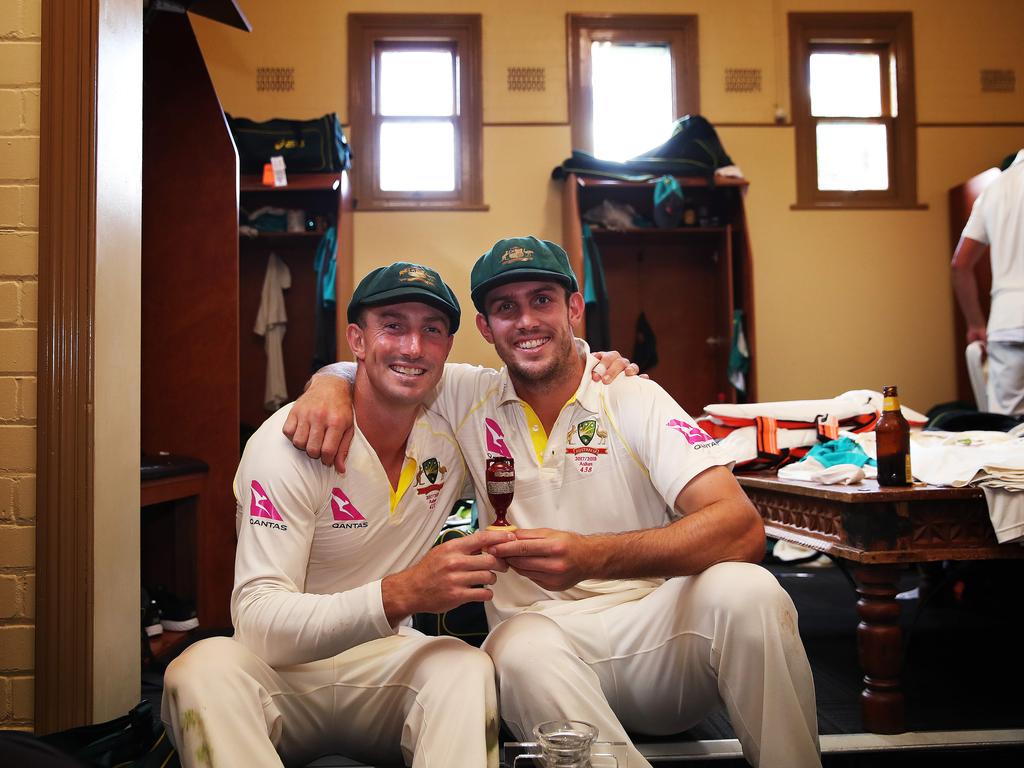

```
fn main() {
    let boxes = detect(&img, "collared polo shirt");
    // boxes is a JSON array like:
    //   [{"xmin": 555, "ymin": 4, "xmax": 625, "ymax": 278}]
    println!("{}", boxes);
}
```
[
  {"xmin": 231, "ymin": 403, "xmax": 465, "ymax": 667},
  {"xmin": 430, "ymin": 350, "xmax": 732, "ymax": 624}
]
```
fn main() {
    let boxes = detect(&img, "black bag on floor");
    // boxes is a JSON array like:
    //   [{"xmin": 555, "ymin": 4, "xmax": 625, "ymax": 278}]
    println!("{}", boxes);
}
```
[
  {"xmin": 26, "ymin": 700, "xmax": 180, "ymax": 767},
  {"xmin": 227, "ymin": 113, "xmax": 352, "ymax": 174}
]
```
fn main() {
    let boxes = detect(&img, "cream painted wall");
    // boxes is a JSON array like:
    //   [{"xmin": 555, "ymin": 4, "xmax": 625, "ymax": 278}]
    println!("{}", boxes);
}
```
[{"xmin": 194, "ymin": 0, "xmax": 1024, "ymax": 412}]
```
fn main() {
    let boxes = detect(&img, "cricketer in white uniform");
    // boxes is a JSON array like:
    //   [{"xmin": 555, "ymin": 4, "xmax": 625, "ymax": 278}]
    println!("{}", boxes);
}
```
[
  {"xmin": 952, "ymin": 148, "xmax": 1024, "ymax": 416},
  {"xmin": 293, "ymin": 238, "xmax": 822, "ymax": 768},
  {"xmin": 161, "ymin": 263, "xmax": 515, "ymax": 768}
]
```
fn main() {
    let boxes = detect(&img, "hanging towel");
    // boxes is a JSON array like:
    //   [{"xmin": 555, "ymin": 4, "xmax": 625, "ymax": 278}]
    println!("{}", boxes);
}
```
[
  {"xmin": 728, "ymin": 309, "xmax": 750, "ymax": 399},
  {"xmin": 313, "ymin": 225, "xmax": 338, "ymax": 372},
  {"xmin": 581, "ymin": 224, "xmax": 611, "ymax": 351},
  {"xmin": 254, "ymin": 252, "xmax": 291, "ymax": 411}
]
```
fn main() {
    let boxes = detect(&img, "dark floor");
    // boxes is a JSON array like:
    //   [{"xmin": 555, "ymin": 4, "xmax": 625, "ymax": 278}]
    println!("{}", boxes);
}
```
[{"xmin": 144, "ymin": 557, "xmax": 1024, "ymax": 766}]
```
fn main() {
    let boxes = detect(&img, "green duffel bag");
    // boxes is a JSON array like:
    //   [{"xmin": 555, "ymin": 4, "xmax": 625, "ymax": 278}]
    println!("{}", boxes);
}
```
[{"xmin": 227, "ymin": 113, "xmax": 352, "ymax": 174}]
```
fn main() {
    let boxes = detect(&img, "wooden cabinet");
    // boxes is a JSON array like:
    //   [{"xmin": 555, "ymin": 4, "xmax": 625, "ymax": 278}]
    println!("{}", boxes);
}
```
[
  {"xmin": 238, "ymin": 172, "xmax": 353, "ymax": 432},
  {"xmin": 561, "ymin": 174, "xmax": 757, "ymax": 414},
  {"xmin": 142, "ymin": 11, "xmax": 240, "ymax": 631},
  {"xmin": 948, "ymin": 167, "xmax": 1000, "ymax": 405}
]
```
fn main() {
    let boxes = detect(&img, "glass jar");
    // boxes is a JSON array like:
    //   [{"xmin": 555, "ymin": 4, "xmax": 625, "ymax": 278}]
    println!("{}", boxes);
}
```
[{"xmin": 533, "ymin": 720, "xmax": 598, "ymax": 767}]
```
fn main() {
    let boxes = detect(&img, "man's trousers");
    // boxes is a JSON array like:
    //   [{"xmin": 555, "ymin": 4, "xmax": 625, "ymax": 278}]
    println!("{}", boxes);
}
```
[
  {"xmin": 162, "ymin": 629, "xmax": 499, "ymax": 768},
  {"xmin": 483, "ymin": 562, "xmax": 821, "ymax": 768}
]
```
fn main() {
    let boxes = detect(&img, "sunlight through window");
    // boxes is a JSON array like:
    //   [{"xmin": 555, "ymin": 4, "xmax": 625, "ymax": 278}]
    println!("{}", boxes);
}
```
[
  {"xmin": 378, "ymin": 49, "xmax": 457, "ymax": 192},
  {"xmin": 380, "ymin": 122, "xmax": 455, "ymax": 191},
  {"xmin": 380, "ymin": 51, "xmax": 454, "ymax": 117},
  {"xmin": 816, "ymin": 122, "xmax": 889, "ymax": 190},
  {"xmin": 809, "ymin": 53, "xmax": 882, "ymax": 117},
  {"xmin": 591, "ymin": 42, "xmax": 674, "ymax": 162}
]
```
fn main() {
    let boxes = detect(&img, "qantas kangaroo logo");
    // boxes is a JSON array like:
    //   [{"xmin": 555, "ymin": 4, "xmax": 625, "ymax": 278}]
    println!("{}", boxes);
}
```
[
  {"xmin": 331, "ymin": 488, "xmax": 368, "ymax": 529},
  {"xmin": 484, "ymin": 418, "xmax": 512, "ymax": 458},
  {"xmin": 666, "ymin": 419, "xmax": 715, "ymax": 446},
  {"xmin": 249, "ymin": 480, "xmax": 287, "ymax": 530}
]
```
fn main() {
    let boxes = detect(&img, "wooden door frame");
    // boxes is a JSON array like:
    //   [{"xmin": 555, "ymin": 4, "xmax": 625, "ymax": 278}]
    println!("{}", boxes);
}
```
[{"xmin": 36, "ymin": 0, "xmax": 142, "ymax": 732}]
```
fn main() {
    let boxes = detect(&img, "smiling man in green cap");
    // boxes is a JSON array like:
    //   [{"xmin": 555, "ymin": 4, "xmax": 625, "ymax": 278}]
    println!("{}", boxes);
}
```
[{"xmin": 161, "ymin": 262, "xmax": 514, "ymax": 768}]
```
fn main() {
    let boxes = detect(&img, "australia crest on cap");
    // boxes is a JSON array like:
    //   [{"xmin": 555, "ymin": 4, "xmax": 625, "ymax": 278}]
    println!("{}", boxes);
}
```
[
  {"xmin": 399, "ymin": 265, "xmax": 440, "ymax": 286},
  {"xmin": 501, "ymin": 246, "xmax": 534, "ymax": 264}
]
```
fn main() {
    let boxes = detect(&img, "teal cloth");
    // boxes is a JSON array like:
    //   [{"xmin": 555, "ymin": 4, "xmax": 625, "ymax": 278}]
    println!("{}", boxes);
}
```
[
  {"xmin": 727, "ymin": 309, "xmax": 749, "ymax": 397},
  {"xmin": 313, "ymin": 225, "xmax": 337, "ymax": 307},
  {"xmin": 804, "ymin": 437, "xmax": 875, "ymax": 468}
]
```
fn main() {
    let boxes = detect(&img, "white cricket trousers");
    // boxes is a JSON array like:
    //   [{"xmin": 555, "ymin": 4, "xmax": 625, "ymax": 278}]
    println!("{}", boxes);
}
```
[
  {"xmin": 986, "ymin": 340, "xmax": 1024, "ymax": 416},
  {"xmin": 161, "ymin": 629, "xmax": 499, "ymax": 768},
  {"xmin": 483, "ymin": 562, "xmax": 821, "ymax": 768}
]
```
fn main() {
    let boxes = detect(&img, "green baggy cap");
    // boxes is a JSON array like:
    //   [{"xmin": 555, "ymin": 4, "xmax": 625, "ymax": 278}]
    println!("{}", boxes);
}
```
[
  {"xmin": 470, "ymin": 236, "xmax": 579, "ymax": 313},
  {"xmin": 348, "ymin": 262, "xmax": 461, "ymax": 333}
]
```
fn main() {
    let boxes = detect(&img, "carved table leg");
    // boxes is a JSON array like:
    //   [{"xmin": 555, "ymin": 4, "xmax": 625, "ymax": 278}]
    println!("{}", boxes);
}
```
[{"xmin": 853, "ymin": 565, "xmax": 906, "ymax": 733}]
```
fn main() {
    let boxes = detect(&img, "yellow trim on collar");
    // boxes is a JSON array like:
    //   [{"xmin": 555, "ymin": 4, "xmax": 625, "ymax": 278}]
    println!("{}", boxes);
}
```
[
  {"xmin": 520, "ymin": 395, "xmax": 577, "ymax": 464},
  {"xmin": 390, "ymin": 457, "xmax": 418, "ymax": 513}
]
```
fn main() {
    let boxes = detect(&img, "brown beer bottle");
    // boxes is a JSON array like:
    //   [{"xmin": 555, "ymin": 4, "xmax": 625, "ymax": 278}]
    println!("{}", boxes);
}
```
[{"xmin": 876, "ymin": 385, "xmax": 912, "ymax": 486}]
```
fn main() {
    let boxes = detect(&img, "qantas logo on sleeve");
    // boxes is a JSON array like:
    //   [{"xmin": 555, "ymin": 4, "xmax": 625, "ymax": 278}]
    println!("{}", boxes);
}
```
[
  {"xmin": 666, "ymin": 419, "xmax": 717, "ymax": 448},
  {"xmin": 331, "ymin": 488, "xmax": 368, "ymax": 529},
  {"xmin": 248, "ymin": 480, "xmax": 288, "ymax": 530},
  {"xmin": 484, "ymin": 418, "xmax": 512, "ymax": 458}
]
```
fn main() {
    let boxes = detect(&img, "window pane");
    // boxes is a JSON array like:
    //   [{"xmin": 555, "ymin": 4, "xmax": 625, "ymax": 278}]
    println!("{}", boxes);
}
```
[
  {"xmin": 816, "ymin": 122, "xmax": 888, "ymax": 190},
  {"xmin": 591, "ymin": 42, "xmax": 674, "ymax": 162},
  {"xmin": 809, "ymin": 52, "xmax": 882, "ymax": 117},
  {"xmin": 380, "ymin": 50, "xmax": 454, "ymax": 117},
  {"xmin": 380, "ymin": 121, "xmax": 455, "ymax": 191}
]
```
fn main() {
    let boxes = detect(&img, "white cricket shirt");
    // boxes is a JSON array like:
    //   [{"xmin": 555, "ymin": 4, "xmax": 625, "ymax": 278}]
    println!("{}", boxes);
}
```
[
  {"xmin": 429, "ymin": 351, "xmax": 733, "ymax": 625},
  {"xmin": 231, "ymin": 403, "xmax": 465, "ymax": 667},
  {"xmin": 962, "ymin": 149, "xmax": 1024, "ymax": 341}
]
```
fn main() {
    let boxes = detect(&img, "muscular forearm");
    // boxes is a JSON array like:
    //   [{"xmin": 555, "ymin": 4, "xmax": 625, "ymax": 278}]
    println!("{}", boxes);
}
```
[{"xmin": 582, "ymin": 498, "xmax": 765, "ymax": 579}]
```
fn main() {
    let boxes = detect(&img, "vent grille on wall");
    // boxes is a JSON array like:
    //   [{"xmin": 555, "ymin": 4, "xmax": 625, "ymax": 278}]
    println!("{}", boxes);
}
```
[
  {"xmin": 257, "ymin": 67, "xmax": 295, "ymax": 92},
  {"xmin": 725, "ymin": 68, "xmax": 762, "ymax": 93},
  {"xmin": 507, "ymin": 67, "xmax": 545, "ymax": 92},
  {"xmin": 980, "ymin": 69, "xmax": 1015, "ymax": 93}
]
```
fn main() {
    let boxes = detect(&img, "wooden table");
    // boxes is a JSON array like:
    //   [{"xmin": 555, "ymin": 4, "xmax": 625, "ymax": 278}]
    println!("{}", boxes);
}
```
[{"xmin": 736, "ymin": 473, "xmax": 1024, "ymax": 734}]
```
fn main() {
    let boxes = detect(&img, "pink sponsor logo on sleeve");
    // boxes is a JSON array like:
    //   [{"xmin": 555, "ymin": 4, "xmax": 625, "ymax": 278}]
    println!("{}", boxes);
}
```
[
  {"xmin": 248, "ymin": 480, "xmax": 288, "ymax": 530},
  {"xmin": 484, "ymin": 417, "xmax": 512, "ymax": 458},
  {"xmin": 666, "ymin": 419, "xmax": 715, "ymax": 446},
  {"xmin": 331, "ymin": 487, "xmax": 369, "ymax": 529},
  {"xmin": 249, "ymin": 480, "xmax": 284, "ymax": 519}
]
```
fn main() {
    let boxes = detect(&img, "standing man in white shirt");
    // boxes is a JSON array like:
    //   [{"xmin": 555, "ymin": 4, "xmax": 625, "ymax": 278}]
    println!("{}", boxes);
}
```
[
  {"xmin": 952, "ymin": 149, "xmax": 1024, "ymax": 416},
  {"xmin": 162, "ymin": 262, "xmax": 515, "ymax": 768},
  {"xmin": 289, "ymin": 237, "xmax": 822, "ymax": 768}
]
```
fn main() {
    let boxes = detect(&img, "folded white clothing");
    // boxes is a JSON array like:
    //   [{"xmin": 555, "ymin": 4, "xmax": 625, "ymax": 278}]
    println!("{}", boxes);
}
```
[
  {"xmin": 981, "ymin": 486, "xmax": 1024, "ymax": 544},
  {"xmin": 909, "ymin": 432, "xmax": 1024, "ymax": 488},
  {"xmin": 777, "ymin": 457, "xmax": 866, "ymax": 485}
]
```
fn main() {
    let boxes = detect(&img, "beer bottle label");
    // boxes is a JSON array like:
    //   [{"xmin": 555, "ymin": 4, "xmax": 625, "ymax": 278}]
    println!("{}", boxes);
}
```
[
  {"xmin": 883, "ymin": 396, "xmax": 899, "ymax": 411},
  {"xmin": 904, "ymin": 455, "xmax": 913, "ymax": 483}
]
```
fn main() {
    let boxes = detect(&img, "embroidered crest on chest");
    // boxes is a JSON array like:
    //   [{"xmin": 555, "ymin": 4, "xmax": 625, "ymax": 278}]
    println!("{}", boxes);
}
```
[
  {"xmin": 565, "ymin": 417, "xmax": 608, "ymax": 473},
  {"xmin": 415, "ymin": 457, "xmax": 448, "ymax": 512}
]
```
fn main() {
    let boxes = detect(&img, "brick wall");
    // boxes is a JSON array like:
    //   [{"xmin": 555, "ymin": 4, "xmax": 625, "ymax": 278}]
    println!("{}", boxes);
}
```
[{"xmin": 0, "ymin": 0, "xmax": 40, "ymax": 732}]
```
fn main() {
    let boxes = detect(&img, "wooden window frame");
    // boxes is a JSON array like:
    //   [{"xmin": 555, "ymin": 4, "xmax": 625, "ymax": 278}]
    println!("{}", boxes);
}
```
[
  {"xmin": 789, "ymin": 12, "xmax": 921, "ymax": 210},
  {"xmin": 568, "ymin": 14, "xmax": 699, "ymax": 153},
  {"xmin": 348, "ymin": 14, "xmax": 484, "ymax": 211}
]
